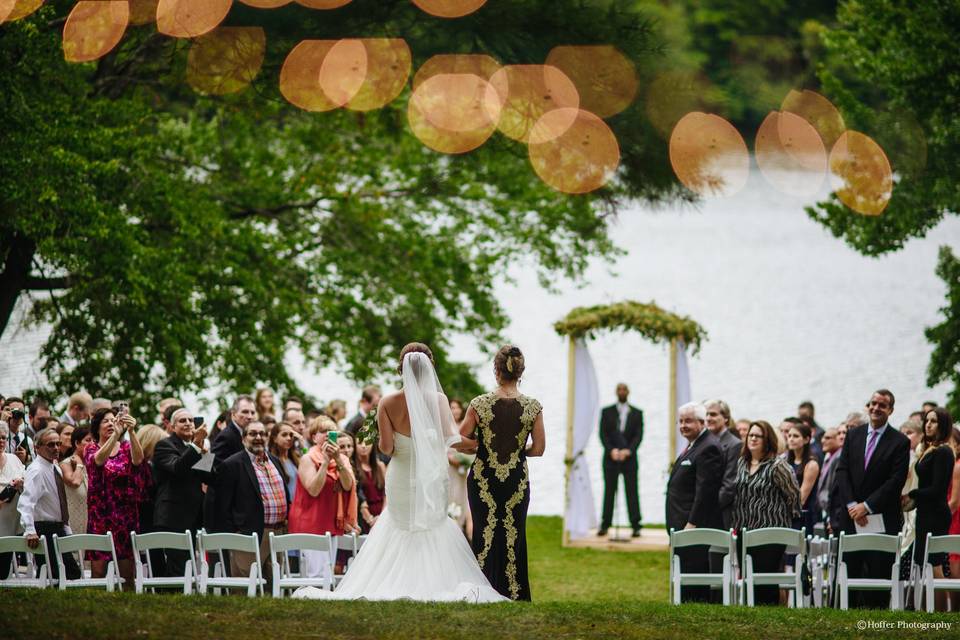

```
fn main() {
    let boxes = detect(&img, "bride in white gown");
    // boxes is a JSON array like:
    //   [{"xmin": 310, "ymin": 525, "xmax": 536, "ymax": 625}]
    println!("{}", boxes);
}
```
[{"xmin": 293, "ymin": 344, "xmax": 507, "ymax": 602}]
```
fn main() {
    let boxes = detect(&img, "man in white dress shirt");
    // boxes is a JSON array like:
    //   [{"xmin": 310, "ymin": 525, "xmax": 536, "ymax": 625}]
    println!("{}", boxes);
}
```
[{"xmin": 17, "ymin": 428, "xmax": 81, "ymax": 580}]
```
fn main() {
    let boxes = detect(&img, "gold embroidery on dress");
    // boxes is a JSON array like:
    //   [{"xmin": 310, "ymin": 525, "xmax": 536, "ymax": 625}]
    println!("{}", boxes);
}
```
[
  {"xmin": 502, "ymin": 462, "xmax": 528, "ymax": 599},
  {"xmin": 471, "ymin": 393, "xmax": 542, "ymax": 482},
  {"xmin": 473, "ymin": 458, "xmax": 498, "ymax": 568}
]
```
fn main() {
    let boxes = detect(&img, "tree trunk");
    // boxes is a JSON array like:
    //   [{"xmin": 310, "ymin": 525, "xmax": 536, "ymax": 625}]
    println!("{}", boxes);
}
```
[{"xmin": 0, "ymin": 233, "xmax": 36, "ymax": 338}]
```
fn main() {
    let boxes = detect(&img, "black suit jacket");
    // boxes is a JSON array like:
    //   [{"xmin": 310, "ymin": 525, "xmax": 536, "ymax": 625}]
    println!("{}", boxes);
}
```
[
  {"xmin": 211, "ymin": 420, "xmax": 244, "ymax": 464},
  {"xmin": 211, "ymin": 450, "xmax": 288, "ymax": 538},
  {"xmin": 714, "ymin": 429, "xmax": 741, "ymax": 528},
  {"xmin": 599, "ymin": 404, "xmax": 643, "ymax": 468},
  {"xmin": 666, "ymin": 430, "xmax": 724, "ymax": 532},
  {"xmin": 834, "ymin": 423, "xmax": 910, "ymax": 535},
  {"xmin": 152, "ymin": 435, "xmax": 212, "ymax": 531}
]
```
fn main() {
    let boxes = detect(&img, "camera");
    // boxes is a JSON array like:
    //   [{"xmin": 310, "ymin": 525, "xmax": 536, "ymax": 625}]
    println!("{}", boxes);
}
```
[
  {"xmin": 193, "ymin": 416, "xmax": 204, "ymax": 428},
  {"xmin": 10, "ymin": 409, "xmax": 24, "ymax": 421}
]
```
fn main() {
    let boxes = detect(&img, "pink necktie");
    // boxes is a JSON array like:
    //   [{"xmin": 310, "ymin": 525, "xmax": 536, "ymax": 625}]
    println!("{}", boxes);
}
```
[{"xmin": 864, "ymin": 429, "xmax": 879, "ymax": 469}]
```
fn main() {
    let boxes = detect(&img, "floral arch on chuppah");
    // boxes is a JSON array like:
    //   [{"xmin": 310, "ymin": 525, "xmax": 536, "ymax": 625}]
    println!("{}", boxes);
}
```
[{"xmin": 553, "ymin": 300, "xmax": 706, "ymax": 543}]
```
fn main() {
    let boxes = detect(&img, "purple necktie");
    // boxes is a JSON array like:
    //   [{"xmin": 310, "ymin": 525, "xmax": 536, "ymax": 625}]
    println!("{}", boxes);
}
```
[{"xmin": 864, "ymin": 429, "xmax": 880, "ymax": 469}]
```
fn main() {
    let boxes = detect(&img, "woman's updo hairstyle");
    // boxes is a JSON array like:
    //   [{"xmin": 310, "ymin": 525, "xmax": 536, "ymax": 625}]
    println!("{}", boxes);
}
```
[
  {"xmin": 397, "ymin": 342, "xmax": 435, "ymax": 374},
  {"xmin": 494, "ymin": 345, "xmax": 525, "ymax": 382}
]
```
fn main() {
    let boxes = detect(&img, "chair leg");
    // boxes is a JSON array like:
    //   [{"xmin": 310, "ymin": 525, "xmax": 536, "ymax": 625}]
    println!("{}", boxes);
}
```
[{"xmin": 838, "ymin": 564, "xmax": 848, "ymax": 610}]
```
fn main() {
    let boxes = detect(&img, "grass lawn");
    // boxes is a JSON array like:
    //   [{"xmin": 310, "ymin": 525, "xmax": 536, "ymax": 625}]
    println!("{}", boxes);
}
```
[{"xmin": 4, "ymin": 516, "xmax": 956, "ymax": 639}]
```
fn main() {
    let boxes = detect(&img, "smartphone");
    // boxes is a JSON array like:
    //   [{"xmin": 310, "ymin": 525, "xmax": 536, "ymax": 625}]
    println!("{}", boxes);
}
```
[
  {"xmin": 193, "ymin": 416, "xmax": 204, "ymax": 428},
  {"xmin": 327, "ymin": 430, "xmax": 339, "ymax": 444},
  {"xmin": 116, "ymin": 403, "xmax": 129, "ymax": 418}
]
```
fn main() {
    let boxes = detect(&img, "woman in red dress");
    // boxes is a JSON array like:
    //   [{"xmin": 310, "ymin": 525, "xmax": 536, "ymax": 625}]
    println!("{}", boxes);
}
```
[
  {"xmin": 289, "ymin": 416, "xmax": 357, "ymax": 578},
  {"xmin": 84, "ymin": 407, "xmax": 150, "ymax": 589}
]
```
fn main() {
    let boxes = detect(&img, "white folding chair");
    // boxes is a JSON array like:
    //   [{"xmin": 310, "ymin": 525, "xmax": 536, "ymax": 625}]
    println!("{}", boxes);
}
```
[
  {"xmin": 268, "ymin": 532, "xmax": 334, "ymax": 597},
  {"xmin": 668, "ymin": 528, "xmax": 736, "ymax": 605},
  {"xmin": 836, "ymin": 532, "xmax": 902, "ymax": 610},
  {"xmin": 0, "ymin": 535, "xmax": 51, "ymax": 588},
  {"xmin": 807, "ymin": 535, "xmax": 831, "ymax": 608},
  {"xmin": 333, "ymin": 533, "xmax": 367, "ymax": 584},
  {"xmin": 918, "ymin": 533, "xmax": 960, "ymax": 612},
  {"xmin": 131, "ymin": 531, "xmax": 196, "ymax": 594},
  {"xmin": 197, "ymin": 531, "xmax": 265, "ymax": 597},
  {"xmin": 52, "ymin": 532, "xmax": 123, "ymax": 591},
  {"xmin": 826, "ymin": 535, "xmax": 839, "ymax": 607},
  {"xmin": 739, "ymin": 527, "xmax": 806, "ymax": 607}
]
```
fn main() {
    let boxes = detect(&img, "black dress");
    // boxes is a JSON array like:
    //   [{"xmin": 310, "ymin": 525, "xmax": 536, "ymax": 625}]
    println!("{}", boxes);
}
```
[
  {"xmin": 910, "ymin": 445, "xmax": 955, "ymax": 565},
  {"xmin": 466, "ymin": 392, "xmax": 542, "ymax": 601}
]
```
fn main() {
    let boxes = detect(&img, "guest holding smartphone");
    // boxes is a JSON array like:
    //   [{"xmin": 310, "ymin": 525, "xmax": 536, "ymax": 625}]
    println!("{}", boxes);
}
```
[{"xmin": 84, "ymin": 406, "xmax": 150, "ymax": 589}]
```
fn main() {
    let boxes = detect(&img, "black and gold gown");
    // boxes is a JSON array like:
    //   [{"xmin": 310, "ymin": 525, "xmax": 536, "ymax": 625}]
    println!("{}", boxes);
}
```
[{"xmin": 466, "ymin": 392, "xmax": 542, "ymax": 601}]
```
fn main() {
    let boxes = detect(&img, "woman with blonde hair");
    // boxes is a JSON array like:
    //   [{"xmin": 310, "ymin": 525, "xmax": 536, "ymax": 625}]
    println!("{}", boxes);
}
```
[
  {"xmin": 289, "ymin": 415, "xmax": 357, "ymax": 578},
  {"xmin": 255, "ymin": 388, "xmax": 278, "ymax": 422},
  {"xmin": 325, "ymin": 400, "xmax": 348, "ymax": 426}
]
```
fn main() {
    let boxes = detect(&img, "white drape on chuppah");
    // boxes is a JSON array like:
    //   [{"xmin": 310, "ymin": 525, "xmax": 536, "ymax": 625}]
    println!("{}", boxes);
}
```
[
  {"xmin": 564, "ymin": 338, "xmax": 599, "ymax": 540},
  {"xmin": 673, "ymin": 340, "xmax": 692, "ymax": 457}
]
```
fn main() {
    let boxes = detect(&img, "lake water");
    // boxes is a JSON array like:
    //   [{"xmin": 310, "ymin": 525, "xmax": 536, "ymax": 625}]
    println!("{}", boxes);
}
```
[{"xmin": 2, "ymin": 167, "xmax": 958, "ymax": 523}]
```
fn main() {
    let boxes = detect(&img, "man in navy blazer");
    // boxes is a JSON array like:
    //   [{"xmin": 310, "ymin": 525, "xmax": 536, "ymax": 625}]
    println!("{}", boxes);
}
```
[
  {"xmin": 598, "ymin": 383, "xmax": 644, "ymax": 536},
  {"xmin": 665, "ymin": 402, "xmax": 723, "ymax": 602},
  {"xmin": 834, "ymin": 389, "xmax": 909, "ymax": 607}
]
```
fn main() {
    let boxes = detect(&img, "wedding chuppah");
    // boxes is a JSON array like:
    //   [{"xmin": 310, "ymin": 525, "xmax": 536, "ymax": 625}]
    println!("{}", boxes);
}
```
[{"xmin": 553, "ymin": 301, "xmax": 705, "ymax": 548}]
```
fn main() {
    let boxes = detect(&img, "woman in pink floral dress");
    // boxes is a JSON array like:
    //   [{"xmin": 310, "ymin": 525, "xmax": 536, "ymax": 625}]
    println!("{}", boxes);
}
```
[{"xmin": 84, "ymin": 407, "xmax": 149, "ymax": 588}]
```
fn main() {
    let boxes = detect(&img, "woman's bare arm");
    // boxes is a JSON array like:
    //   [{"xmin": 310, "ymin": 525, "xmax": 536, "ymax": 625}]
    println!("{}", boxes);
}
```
[{"xmin": 525, "ymin": 412, "xmax": 546, "ymax": 457}]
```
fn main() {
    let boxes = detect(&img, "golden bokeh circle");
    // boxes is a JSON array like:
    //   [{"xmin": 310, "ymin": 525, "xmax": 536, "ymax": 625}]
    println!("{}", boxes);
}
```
[
  {"xmin": 669, "ymin": 112, "xmax": 749, "ymax": 197},
  {"xmin": 318, "ymin": 38, "xmax": 368, "ymax": 107},
  {"xmin": 411, "ymin": 0, "xmax": 486, "ymax": 19},
  {"xmin": 157, "ymin": 0, "xmax": 232, "ymax": 39},
  {"xmin": 488, "ymin": 64, "xmax": 579, "ymax": 143},
  {"xmin": 344, "ymin": 38, "xmax": 411, "ymax": 112},
  {"xmin": 408, "ymin": 73, "xmax": 498, "ymax": 154},
  {"xmin": 279, "ymin": 40, "xmax": 341, "ymax": 112},
  {"xmin": 755, "ymin": 110, "xmax": 827, "ymax": 198},
  {"xmin": 829, "ymin": 130, "xmax": 893, "ymax": 216},
  {"xmin": 410, "ymin": 73, "xmax": 501, "ymax": 133},
  {"xmin": 62, "ymin": 1, "xmax": 129, "ymax": 63},
  {"xmin": 781, "ymin": 89, "xmax": 846, "ymax": 152},
  {"xmin": 3, "ymin": 0, "xmax": 43, "ymax": 23},
  {"xmin": 528, "ymin": 108, "xmax": 620, "ymax": 194},
  {"xmin": 412, "ymin": 53, "xmax": 500, "ymax": 91},
  {"xmin": 187, "ymin": 27, "xmax": 266, "ymax": 96},
  {"xmin": 296, "ymin": 0, "xmax": 352, "ymax": 8},
  {"xmin": 240, "ymin": 0, "xmax": 292, "ymax": 7},
  {"xmin": 545, "ymin": 45, "xmax": 638, "ymax": 119},
  {"xmin": 645, "ymin": 69, "xmax": 714, "ymax": 141},
  {"xmin": 128, "ymin": 0, "xmax": 159, "ymax": 26}
]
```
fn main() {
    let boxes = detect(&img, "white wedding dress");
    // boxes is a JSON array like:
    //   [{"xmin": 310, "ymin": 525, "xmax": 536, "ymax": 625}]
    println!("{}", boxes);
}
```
[{"xmin": 293, "ymin": 353, "xmax": 507, "ymax": 603}]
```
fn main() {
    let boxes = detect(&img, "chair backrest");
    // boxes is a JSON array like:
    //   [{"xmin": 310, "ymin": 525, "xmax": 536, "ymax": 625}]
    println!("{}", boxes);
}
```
[
  {"xmin": 335, "ymin": 533, "xmax": 359, "ymax": 555},
  {"xmin": 743, "ymin": 527, "xmax": 806, "ymax": 554},
  {"xmin": 669, "ymin": 528, "xmax": 731, "ymax": 551},
  {"xmin": 269, "ymin": 532, "xmax": 333, "ymax": 556},
  {"xmin": 0, "ymin": 536, "xmax": 48, "ymax": 556},
  {"xmin": 200, "ymin": 532, "xmax": 259, "ymax": 554},
  {"xmin": 54, "ymin": 533, "xmax": 116, "ymax": 555},
  {"xmin": 131, "ymin": 531, "xmax": 194, "ymax": 552},
  {"xmin": 838, "ymin": 532, "xmax": 900, "ymax": 561},
  {"xmin": 926, "ymin": 534, "xmax": 960, "ymax": 558}
]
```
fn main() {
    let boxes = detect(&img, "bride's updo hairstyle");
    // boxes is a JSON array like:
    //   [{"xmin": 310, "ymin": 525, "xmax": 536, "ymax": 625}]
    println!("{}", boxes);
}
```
[
  {"xmin": 398, "ymin": 342, "xmax": 435, "ymax": 374},
  {"xmin": 494, "ymin": 345, "xmax": 525, "ymax": 382}
]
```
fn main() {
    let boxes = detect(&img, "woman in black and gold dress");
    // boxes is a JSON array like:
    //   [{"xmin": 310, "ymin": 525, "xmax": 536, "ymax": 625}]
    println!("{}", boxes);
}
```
[{"xmin": 459, "ymin": 345, "xmax": 546, "ymax": 601}]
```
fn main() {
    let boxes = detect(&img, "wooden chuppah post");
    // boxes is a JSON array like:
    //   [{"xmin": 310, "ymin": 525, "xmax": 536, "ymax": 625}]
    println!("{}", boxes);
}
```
[
  {"xmin": 562, "ymin": 335, "xmax": 576, "ymax": 547},
  {"xmin": 669, "ymin": 338, "xmax": 678, "ymax": 461}
]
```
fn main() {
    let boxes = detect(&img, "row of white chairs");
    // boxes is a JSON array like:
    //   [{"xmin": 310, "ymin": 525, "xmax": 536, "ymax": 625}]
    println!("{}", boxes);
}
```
[
  {"xmin": 669, "ymin": 527, "xmax": 960, "ymax": 610},
  {"xmin": 0, "ymin": 530, "xmax": 367, "ymax": 597}
]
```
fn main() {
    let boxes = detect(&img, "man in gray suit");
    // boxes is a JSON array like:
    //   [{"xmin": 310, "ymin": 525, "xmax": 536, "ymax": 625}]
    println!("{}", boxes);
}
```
[{"xmin": 705, "ymin": 399, "xmax": 740, "ymax": 529}]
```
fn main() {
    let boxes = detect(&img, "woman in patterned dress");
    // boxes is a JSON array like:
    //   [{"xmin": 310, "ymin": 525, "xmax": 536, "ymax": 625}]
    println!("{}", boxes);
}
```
[
  {"xmin": 84, "ymin": 407, "xmax": 150, "ymax": 589},
  {"xmin": 461, "ymin": 345, "xmax": 546, "ymax": 601},
  {"xmin": 733, "ymin": 420, "xmax": 801, "ymax": 606}
]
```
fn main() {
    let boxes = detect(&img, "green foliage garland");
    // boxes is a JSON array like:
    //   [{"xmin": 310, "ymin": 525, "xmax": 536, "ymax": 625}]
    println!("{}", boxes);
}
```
[{"xmin": 553, "ymin": 301, "xmax": 706, "ymax": 353}]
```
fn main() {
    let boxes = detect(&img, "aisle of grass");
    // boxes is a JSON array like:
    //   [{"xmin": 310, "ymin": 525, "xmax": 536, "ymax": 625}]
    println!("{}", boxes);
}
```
[{"xmin": 3, "ymin": 517, "xmax": 955, "ymax": 639}]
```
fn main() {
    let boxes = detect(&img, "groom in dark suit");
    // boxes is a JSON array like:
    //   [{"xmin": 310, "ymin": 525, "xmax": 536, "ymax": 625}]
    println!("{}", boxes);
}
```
[
  {"xmin": 598, "ymin": 383, "xmax": 644, "ymax": 536},
  {"xmin": 666, "ymin": 402, "xmax": 723, "ymax": 603},
  {"xmin": 834, "ymin": 388, "xmax": 909, "ymax": 607}
]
